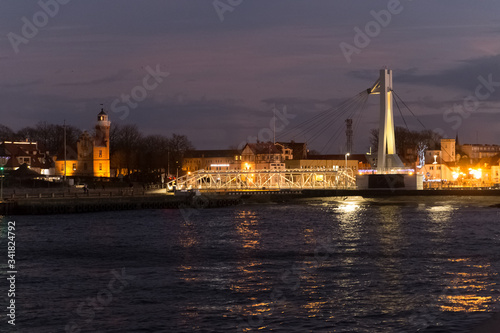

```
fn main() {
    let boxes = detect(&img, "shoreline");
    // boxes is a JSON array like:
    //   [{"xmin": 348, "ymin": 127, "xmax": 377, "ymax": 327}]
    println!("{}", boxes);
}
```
[{"xmin": 2, "ymin": 188, "xmax": 500, "ymax": 215}]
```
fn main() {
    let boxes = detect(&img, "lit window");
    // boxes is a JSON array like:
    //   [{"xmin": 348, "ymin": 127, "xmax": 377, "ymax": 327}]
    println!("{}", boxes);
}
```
[
  {"xmin": 72, "ymin": 163, "xmax": 76, "ymax": 171},
  {"xmin": 99, "ymin": 150, "xmax": 102, "ymax": 158},
  {"xmin": 99, "ymin": 163, "xmax": 102, "ymax": 171}
]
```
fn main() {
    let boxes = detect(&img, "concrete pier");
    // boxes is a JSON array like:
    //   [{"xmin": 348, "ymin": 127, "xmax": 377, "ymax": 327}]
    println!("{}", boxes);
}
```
[{"xmin": 1, "ymin": 192, "xmax": 242, "ymax": 215}]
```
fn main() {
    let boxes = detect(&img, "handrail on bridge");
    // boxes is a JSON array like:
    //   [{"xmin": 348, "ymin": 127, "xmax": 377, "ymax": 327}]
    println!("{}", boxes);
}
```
[{"xmin": 167, "ymin": 168, "xmax": 356, "ymax": 191}]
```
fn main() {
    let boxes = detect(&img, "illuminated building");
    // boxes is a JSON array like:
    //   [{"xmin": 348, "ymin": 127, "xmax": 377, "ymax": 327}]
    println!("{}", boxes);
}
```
[
  {"xmin": 54, "ymin": 108, "xmax": 111, "ymax": 178},
  {"xmin": 183, "ymin": 142, "xmax": 303, "ymax": 173},
  {"xmin": 0, "ymin": 141, "xmax": 53, "ymax": 175},
  {"xmin": 182, "ymin": 150, "xmax": 242, "ymax": 173},
  {"xmin": 241, "ymin": 142, "xmax": 284, "ymax": 170}
]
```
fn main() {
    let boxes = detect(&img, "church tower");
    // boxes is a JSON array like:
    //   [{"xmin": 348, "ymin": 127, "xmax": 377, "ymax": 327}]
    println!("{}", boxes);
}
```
[{"xmin": 93, "ymin": 107, "xmax": 111, "ymax": 177}]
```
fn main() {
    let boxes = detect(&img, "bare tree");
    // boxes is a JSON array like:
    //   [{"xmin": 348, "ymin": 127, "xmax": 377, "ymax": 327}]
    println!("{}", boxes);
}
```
[
  {"xmin": 0, "ymin": 124, "xmax": 15, "ymax": 141},
  {"xmin": 369, "ymin": 127, "xmax": 441, "ymax": 163},
  {"xmin": 110, "ymin": 124, "xmax": 142, "ymax": 175},
  {"xmin": 167, "ymin": 133, "xmax": 194, "ymax": 175},
  {"xmin": 16, "ymin": 122, "xmax": 81, "ymax": 154}
]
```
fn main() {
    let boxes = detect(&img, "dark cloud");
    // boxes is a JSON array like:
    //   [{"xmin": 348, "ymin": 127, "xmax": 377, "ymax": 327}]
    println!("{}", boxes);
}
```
[
  {"xmin": 55, "ymin": 70, "xmax": 132, "ymax": 87},
  {"xmin": 0, "ymin": 79, "xmax": 43, "ymax": 89},
  {"xmin": 396, "ymin": 54, "xmax": 500, "ymax": 93},
  {"xmin": 2, "ymin": 1, "xmax": 500, "ymax": 151}
]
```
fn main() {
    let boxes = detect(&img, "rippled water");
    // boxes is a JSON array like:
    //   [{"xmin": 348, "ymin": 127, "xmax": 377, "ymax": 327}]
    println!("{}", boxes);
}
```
[{"xmin": 3, "ymin": 196, "xmax": 500, "ymax": 332}]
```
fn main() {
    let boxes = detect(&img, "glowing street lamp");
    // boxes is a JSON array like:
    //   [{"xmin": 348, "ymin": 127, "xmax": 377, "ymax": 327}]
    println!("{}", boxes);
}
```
[{"xmin": 469, "ymin": 168, "xmax": 482, "ymax": 180}]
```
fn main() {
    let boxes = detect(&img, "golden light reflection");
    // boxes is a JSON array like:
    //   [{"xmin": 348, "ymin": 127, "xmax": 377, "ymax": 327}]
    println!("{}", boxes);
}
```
[
  {"xmin": 230, "ymin": 210, "xmax": 269, "ymax": 317},
  {"xmin": 179, "ymin": 306, "xmax": 200, "ymax": 331},
  {"xmin": 235, "ymin": 211, "xmax": 261, "ymax": 250},
  {"xmin": 336, "ymin": 202, "xmax": 361, "ymax": 213},
  {"xmin": 303, "ymin": 228, "xmax": 315, "ymax": 245},
  {"xmin": 302, "ymin": 300, "xmax": 329, "ymax": 317},
  {"xmin": 179, "ymin": 234, "xmax": 198, "ymax": 248},
  {"xmin": 440, "ymin": 295, "xmax": 493, "ymax": 312},
  {"xmin": 426, "ymin": 205, "xmax": 455, "ymax": 227},
  {"xmin": 230, "ymin": 260, "xmax": 271, "ymax": 294},
  {"xmin": 178, "ymin": 222, "xmax": 199, "ymax": 248},
  {"xmin": 439, "ymin": 258, "xmax": 498, "ymax": 313},
  {"xmin": 335, "ymin": 201, "xmax": 365, "ymax": 268},
  {"xmin": 227, "ymin": 299, "xmax": 273, "ymax": 319},
  {"xmin": 177, "ymin": 264, "xmax": 201, "ymax": 284},
  {"xmin": 376, "ymin": 206, "xmax": 404, "ymax": 251}
]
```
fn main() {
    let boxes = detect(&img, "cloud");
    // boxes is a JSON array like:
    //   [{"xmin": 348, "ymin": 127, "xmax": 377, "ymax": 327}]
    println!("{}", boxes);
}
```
[
  {"xmin": 55, "ymin": 70, "xmax": 132, "ymax": 87},
  {"xmin": 0, "ymin": 79, "xmax": 43, "ymax": 89},
  {"xmin": 396, "ymin": 54, "xmax": 500, "ymax": 93}
]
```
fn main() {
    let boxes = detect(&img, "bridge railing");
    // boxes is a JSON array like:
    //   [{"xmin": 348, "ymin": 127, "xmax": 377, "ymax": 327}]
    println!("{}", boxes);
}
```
[{"xmin": 168, "ymin": 168, "xmax": 357, "ymax": 191}]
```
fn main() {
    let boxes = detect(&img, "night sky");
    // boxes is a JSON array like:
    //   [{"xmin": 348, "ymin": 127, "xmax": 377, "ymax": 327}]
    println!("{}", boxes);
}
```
[{"xmin": 1, "ymin": 0, "xmax": 500, "ymax": 153}]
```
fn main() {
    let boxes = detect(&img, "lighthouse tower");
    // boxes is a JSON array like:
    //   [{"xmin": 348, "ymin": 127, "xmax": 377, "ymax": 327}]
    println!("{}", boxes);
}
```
[{"xmin": 93, "ymin": 108, "xmax": 111, "ymax": 177}]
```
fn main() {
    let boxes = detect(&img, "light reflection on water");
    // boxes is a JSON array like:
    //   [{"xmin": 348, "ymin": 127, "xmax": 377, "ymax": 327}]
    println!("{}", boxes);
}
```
[
  {"xmin": 439, "ymin": 258, "xmax": 499, "ymax": 313},
  {"xmin": 8, "ymin": 197, "xmax": 500, "ymax": 332},
  {"xmin": 235, "ymin": 210, "xmax": 261, "ymax": 250}
]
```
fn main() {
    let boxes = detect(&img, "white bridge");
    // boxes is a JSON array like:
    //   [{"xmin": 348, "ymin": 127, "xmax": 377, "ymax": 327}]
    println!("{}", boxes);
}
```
[{"xmin": 170, "ymin": 168, "xmax": 356, "ymax": 191}]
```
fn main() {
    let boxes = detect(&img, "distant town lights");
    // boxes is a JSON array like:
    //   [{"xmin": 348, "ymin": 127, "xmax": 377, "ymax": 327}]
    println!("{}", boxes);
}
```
[
  {"xmin": 469, "ymin": 168, "xmax": 482, "ymax": 179},
  {"xmin": 211, "ymin": 164, "xmax": 229, "ymax": 167}
]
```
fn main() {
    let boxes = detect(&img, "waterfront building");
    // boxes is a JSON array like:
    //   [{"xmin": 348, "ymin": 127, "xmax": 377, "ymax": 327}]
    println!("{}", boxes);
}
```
[
  {"xmin": 241, "ymin": 142, "xmax": 284, "ymax": 170},
  {"xmin": 285, "ymin": 154, "xmax": 369, "ymax": 174},
  {"xmin": 461, "ymin": 144, "xmax": 500, "ymax": 160},
  {"xmin": 183, "ymin": 150, "xmax": 241, "ymax": 172},
  {"xmin": 420, "ymin": 138, "xmax": 500, "ymax": 187},
  {"xmin": 441, "ymin": 138, "xmax": 456, "ymax": 162},
  {"xmin": 183, "ymin": 141, "xmax": 303, "ymax": 173},
  {"xmin": 0, "ymin": 140, "xmax": 54, "ymax": 175},
  {"xmin": 421, "ymin": 139, "xmax": 456, "ymax": 186},
  {"xmin": 54, "ymin": 109, "xmax": 111, "ymax": 178},
  {"xmin": 275, "ymin": 141, "xmax": 308, "ymax": 160}
]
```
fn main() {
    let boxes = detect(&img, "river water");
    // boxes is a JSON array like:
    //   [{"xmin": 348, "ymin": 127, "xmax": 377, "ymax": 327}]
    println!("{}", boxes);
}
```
[{"xmin": 2, "ymin": 196, "xmax": 500, "ymax": 332}]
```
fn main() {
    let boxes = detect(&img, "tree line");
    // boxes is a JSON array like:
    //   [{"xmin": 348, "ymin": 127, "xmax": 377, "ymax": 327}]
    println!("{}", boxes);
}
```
[
  {"xmin": 0, "ymin": 122, "xmax": 194, "ymax": 176},
  {"xmin": 369, "ymin": 126, "xmax": 442, "ymax": 163},
  {"xmin": 110, "ymin": 124, "xmax": 194, "ymax": 176}
]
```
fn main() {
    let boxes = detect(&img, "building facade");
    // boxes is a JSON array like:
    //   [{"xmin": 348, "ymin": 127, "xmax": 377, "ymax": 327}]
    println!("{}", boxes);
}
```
[
  {"xmin": 54, "ymin": 109, "xmax": 111, "ymax": 178},
  {"xmin": 241, "ymin": 142, "xmax": 285, "ymax": 170},
  {"xmin": 0, "ymin": 140, "xmax": 54, "ymax": 175},
  {"xmin": 461, "ymin": 144, "xmax": 500, "ymax": 160},
  {"xmin": 183, "ymin": 150, "xmax": 241, "ymax": 172}
]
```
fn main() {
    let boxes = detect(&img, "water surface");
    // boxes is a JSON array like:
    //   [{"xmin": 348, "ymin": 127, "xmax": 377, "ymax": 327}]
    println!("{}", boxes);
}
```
[{"xmin": 3, "ymin": 196, "xmax": 500, "ymax": 332}]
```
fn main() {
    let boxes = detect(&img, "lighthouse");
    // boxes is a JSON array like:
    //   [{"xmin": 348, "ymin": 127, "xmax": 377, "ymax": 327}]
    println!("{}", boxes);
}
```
[{"xmin": 93, "ymin": 107, "xmax": 111, "ymax": 177}]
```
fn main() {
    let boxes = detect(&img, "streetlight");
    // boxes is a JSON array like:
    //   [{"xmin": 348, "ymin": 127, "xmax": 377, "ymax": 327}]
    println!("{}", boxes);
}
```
[{"xmin": 345, "ymin": 153, "xmax": 350, "ymax": 189}]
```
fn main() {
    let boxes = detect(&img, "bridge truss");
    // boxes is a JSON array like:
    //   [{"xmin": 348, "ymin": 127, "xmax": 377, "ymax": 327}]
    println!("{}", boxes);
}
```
[{"xmin": 169, "ymin": 168, "xmax": 356, "ymax": 191}]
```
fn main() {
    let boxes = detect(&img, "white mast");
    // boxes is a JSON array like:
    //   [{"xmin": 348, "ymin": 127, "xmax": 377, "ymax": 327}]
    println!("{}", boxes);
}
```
[{"xmin": 368, "ymin": 69, "xmax": 404, "ymax": 173}]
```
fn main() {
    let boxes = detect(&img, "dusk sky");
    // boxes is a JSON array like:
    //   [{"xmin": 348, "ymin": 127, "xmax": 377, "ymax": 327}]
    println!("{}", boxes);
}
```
[{"xmin": 1, "ymin": 0, "xmax": 500, "ymax": 153}]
